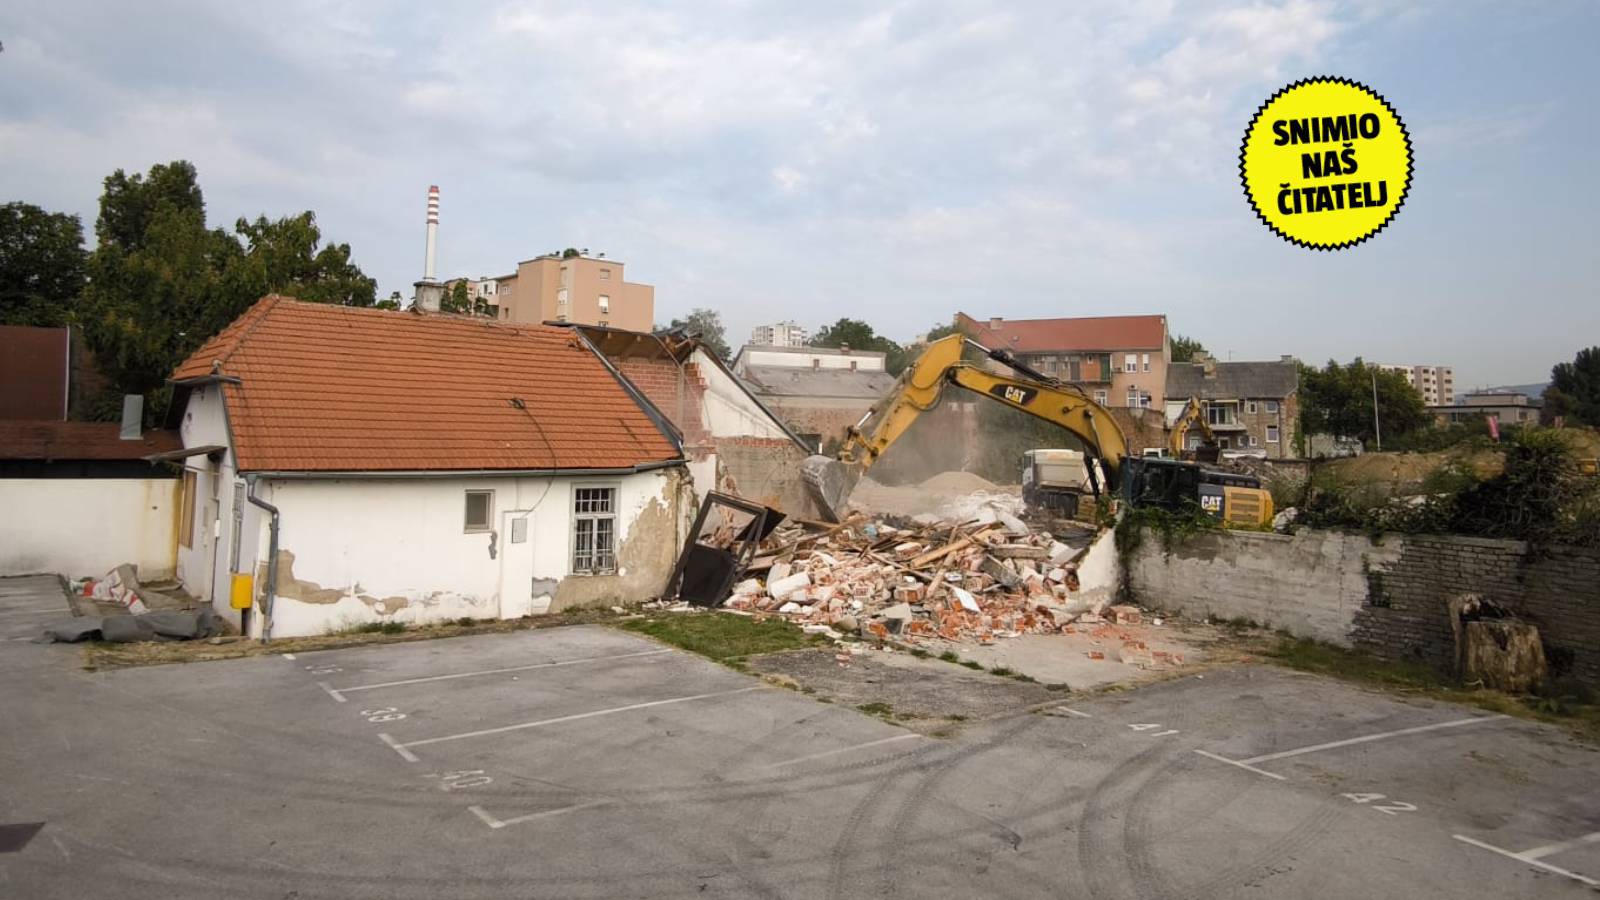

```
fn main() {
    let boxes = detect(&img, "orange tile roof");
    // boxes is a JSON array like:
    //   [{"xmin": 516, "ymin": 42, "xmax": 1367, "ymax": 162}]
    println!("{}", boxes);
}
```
[
  {"xmin": 0, "ymin": 421, "xmax": 181, "ymax": 460},
  {"xmin": 171, "ymin": 296, "xmax": 681, "ymax": 473},
  {"xmin": 956, "ymin": 312, "xmax": 1167, "ymax": 353}
]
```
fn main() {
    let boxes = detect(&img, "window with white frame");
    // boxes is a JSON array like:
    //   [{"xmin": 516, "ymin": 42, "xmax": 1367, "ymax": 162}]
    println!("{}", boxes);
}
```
[
  {"xmin": 1267, "ymin": 424, "xmax": 1280, "ymax": 443},
  {"xmin": 1124, "ymin": 353, "xmax": 1137, "ymax": 373},
  {"xmin": 464, "ymin": 490, "xmax": 493, "ymax": 533},
  {"xmin": 598, "ymin": 294, "xmax": 610, "ymax": 314},
  {"xmin": 1141, "ymin": 353, "xmax": 1151, "ymax": 372},
  {"xmin": 1247, "ymin": 400, "xmax": 1258, "ymax": 414},
  {"xmin": 1266, "ymin": 400, "xmax": 1279, "ymax": 414},
  {"xmin": 572, "ymin": 486, "xmax": 617, "ymax": 573},
  {"xmin": 1126, "ymin": 387, "xmax": 1141, "ymax": 407},
  {"xmin": 1093, "ymin": 389, "xmax": 1108, "ymax": 405}
]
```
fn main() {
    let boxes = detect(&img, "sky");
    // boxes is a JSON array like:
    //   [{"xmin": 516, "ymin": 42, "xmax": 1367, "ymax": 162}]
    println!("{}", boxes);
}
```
[{"xmin": 2, "ymin": 0, "xmax": 1596, "ymax": 390}]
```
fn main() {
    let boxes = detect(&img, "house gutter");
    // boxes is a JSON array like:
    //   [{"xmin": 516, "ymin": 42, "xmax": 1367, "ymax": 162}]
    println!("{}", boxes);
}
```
[
  {"xmin": 244, "ymin": 476, "xmax": 281, "ymax": 643},
  {"xmin": 243, "ymin": 459, "xmax": 686, "ymax": 480}
]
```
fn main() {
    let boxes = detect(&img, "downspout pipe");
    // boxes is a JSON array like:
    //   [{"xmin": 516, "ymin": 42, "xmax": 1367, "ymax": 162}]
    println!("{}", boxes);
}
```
[{"xmin": 245, "ymin": 476, "xmax": 280, "ymax": 643}]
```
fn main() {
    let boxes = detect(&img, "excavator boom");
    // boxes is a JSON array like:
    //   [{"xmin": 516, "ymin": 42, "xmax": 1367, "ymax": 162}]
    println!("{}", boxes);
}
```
[{"xmin": 801, "ymin": 335, "xmax": 1129, "ymax": 520}]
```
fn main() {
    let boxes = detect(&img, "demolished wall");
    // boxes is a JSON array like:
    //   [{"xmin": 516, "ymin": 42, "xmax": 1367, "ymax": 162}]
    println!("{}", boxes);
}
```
[{"xmin": 1126, "ymin": 526, "xmax": 1600, "ymax": 686}]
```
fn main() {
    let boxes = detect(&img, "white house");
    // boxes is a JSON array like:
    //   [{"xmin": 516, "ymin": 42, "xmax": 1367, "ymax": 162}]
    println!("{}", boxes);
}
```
[{"xmin": 163, "ymin": 296, "xmax": 690, "ymax": 639}]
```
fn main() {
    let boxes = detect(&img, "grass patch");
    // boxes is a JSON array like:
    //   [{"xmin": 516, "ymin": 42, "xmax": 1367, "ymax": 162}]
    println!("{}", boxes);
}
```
[
  {"xmin": 939, "ymin": 651, "xmax": 961, "ymax": 663},
  {"xmin": 349, "ymin": 621, "xmax": 406, "ymax": 635},
  {"xmin": 856, "ymin": 702, "xmax": 895, "ymax": 718},
  {"xmin": 989, "ymin": 665, "xmax": 1015, "ymax": 677},
  {"xmin": 959, "ymin": 659, "xmax": 984, "ymax": 670},
  {"xmin": 616, "ymin": 612, "xmax": 826, "ymax": 668},
  {"xmin": 910, "ymin": 648, "xmax": 930, "ymax": 659},
  {"xmin": 1261, "ymin": 636, "xmax": 1600, "ymax": 743}
]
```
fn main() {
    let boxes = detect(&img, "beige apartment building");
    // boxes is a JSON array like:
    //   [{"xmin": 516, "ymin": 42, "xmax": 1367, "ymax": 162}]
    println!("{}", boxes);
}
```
[
  {"xmin": 956, "ymin": 312, "xmax": 1172, "ymax": 410},
  {"xmin": 455, "ymin": 254, "xmax": 654, "ymax": 331},
  {"xmin": 1378, "ymin": 363, "xmax": 1455, "ymax": 405}
]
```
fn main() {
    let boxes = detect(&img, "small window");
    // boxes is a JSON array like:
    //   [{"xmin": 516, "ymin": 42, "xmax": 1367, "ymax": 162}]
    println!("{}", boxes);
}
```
[
  {"xmin": 1126, "ymin": 387, "xmax": 1140, "ymax": 407},
  {"xmin": 1093, "ymin": 389, "xmax": 1108, "ymax": 405},
  {"xmin": 1267, "ymin": 425, "xmax": 1281, "ymax": 443},
  {"xmin": 464, "ymin": 490, "xmax": 493, "ymax": 532},
  {"xmin": 179, "ymin": 470, "xmax": 197, "ymax": 549},
  {"xmin": 812, "ymin": 359, "xmax": 821, "ymax": 370},
  {"xmin": 849, "ymin": 360, "xmax": 858, "ymax": 371},
  {"xmin": 599, "ymin": 268, "xmax": 611, "ymax": 280},
  {"xmin": 1247, "ymin": 401, "xmax": 1258, "ymax": 414},
  {"xmin": 1124, "ymin": 353, "xmax": 1137, "ymax": 373},
  {"xmin": 1141, "ymin": 353, "xmax": 1151, "ymax": 372},
  {"xmin": 557, "ymin": 288, "xmax": 569, "ymax": 305},
  {"xmin": 1265, "ymin": 400, "xmax": 1279, "ymax": 414},
  {"xmin": 598, "ymin": 294, "xmax": 610, "ymax": 313},
  {"xmin": 572, "ymin": 486, "xmax": 617, "ymax": 574}
]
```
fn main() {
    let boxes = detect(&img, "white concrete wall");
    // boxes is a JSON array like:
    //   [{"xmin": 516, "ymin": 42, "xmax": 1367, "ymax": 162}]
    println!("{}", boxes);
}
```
[
  {"xmin": 251, "ymin": 468, "xmax": 684, "ymax": 638},
  {"xmin": 1127, "ymin": 528, "xmax": 1403, "ymax": 646},
  {"xmin": 742, "ymin": 348, "xmax": 886, "ymax": 371},
  {"xmin": 0, "ymin": 478, "xmax": 179, "ymax": 579},
  {"xmin": 695, "ymin": 349, "xmax": 797, "ymax": 441},
  {"xmin": 173, "ymin": 382, "xmax": 255, "ymax": 622}
]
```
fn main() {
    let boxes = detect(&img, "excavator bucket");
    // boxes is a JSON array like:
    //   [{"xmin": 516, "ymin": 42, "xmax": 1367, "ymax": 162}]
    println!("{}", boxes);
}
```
[{"xmin": 800, "ymin": 455, "xmax": 862, "ymax": 522}]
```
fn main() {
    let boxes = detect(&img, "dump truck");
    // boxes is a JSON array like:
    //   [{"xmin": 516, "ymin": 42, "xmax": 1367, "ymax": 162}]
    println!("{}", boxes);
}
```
[{"xmin": 800, "ymin": 334, "xmax": 1274, "ymax": 527}]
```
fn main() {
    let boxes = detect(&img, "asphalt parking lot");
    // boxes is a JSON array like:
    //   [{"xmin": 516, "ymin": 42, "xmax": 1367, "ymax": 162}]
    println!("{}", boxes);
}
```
[{"xmin": 1, "ymin": 576, "xmax": 1597, "ymax": 899}]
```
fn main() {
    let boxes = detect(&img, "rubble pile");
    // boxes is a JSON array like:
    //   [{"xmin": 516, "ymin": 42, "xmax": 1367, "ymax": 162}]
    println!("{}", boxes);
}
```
[{"xmin": 723, "ymin": 506, "xmax": 1121, "ymax": 647}]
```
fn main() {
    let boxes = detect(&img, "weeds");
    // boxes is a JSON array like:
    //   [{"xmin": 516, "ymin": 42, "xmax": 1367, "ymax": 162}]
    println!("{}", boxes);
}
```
[
  {"xmin": 856, "ymin": 702, "xmax": 895, "ymax": 718},
  {"xmin": 617, "ymin": 613, "xmax": 826, "ymax": 666},
  {"xmin": 939, "ymin": 650, "xmax": 961, "ymax": 663}
]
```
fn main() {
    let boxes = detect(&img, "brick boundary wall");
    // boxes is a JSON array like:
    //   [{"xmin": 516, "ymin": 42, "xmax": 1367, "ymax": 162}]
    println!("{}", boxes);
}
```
[{"xmin": 1127, "ymin": 527, "xmax": 1600, "ymax": 686}]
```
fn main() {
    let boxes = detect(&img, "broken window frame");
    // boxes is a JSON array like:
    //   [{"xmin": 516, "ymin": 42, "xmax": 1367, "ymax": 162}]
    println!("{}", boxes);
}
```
[
  {"xmin": 571, "ymin": 483, "xmax": 619, "ymax": 575},
  {"xmin": 664, "ymin": 492, "xmax": 785, "ymax": 607},
  {"xmin": 464, "ymin": 490, "xmax": 494, "ymax": 533}
]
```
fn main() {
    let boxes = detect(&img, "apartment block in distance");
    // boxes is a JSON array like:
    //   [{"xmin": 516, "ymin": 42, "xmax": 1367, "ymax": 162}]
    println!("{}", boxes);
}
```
[
  {"xmin": 956, "ymin": 312, "xmax": 1171, "ymax": 409},
  {"xmin": 1379, "ymin": 363, "xmax": 1455, "ymax": 406},
  {"xmin": 461, "ymin": 253, "xmax": 654, "ymax": 331},
  {"xmin": 750, "ymin": 320, "xmax": 809, "ymax": 348}
]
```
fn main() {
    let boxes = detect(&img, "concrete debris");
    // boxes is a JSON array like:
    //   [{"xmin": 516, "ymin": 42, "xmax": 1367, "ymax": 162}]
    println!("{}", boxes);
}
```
[{"xmin": 723, "ymin": 509, "xmax": 1134, "ymax": 648}]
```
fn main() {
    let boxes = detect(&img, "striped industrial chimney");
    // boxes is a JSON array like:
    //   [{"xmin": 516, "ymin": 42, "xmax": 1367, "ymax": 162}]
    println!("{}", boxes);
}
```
[
  {"xmin": 413, "ymin": 185, "xmax": 445, "ymax": 312},
  {"xmin": 423, "ymin": 185, "xmax": 440, "ymax": 282}
]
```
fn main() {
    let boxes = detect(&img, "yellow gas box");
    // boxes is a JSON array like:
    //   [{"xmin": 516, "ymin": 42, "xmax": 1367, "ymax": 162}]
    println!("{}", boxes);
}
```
[{"xmin": 229, "ymin": 572, "xmax": 255, "ymax": 610}]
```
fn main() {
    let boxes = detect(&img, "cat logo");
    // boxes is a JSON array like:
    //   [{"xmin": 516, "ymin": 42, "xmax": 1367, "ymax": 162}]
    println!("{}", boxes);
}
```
[{"xmin": 990, "ymin": 384, "xmax": 1037, "ymax": 406}]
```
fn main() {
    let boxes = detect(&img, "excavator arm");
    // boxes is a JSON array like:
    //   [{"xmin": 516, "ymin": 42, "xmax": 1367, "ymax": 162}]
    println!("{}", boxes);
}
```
[
  {"xmin": 801, "ymin": 334, "xmax": 1130, "ymax": 520},
  {"xmin": 1168, "ymin": 396, "xmax": 1219, "ymax": 460}
]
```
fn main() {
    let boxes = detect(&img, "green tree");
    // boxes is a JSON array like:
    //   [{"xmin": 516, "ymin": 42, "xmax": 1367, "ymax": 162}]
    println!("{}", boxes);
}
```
[
  {"xmin": 667, "ymin": 307, "xmax": 731, "ymax": 359},
  {"xmin": 1170, "ymin": 333, "xmax": 1206, "ymax": 363},
  {"xmin": 78, "ymin": 160, "xmax": 376, "ymax": 421},
  {"xmin": 440, "ymin": 280, "xmax": 471, "ymax": 314},
  {"xmin": 232, "ymin": 213, "xmax": 376, "ymax": 306},
  {"xmin": 810, "ymin": 317, "xmax": 910, "ymax": 375},
  {"xmin": 0, "ymin": 202, "xmax": 87, "ymax": 326},
  {"xmin": 1543, "ymin": 347, "xmax": 1600, "ymax": 426},
  {"xmin": 375, "ymin": 291, "xmax": 403, "ymax": 311},
  {"xmin": 1298, "ymin": 358, "xmax": 1428, "ymax": 449}
]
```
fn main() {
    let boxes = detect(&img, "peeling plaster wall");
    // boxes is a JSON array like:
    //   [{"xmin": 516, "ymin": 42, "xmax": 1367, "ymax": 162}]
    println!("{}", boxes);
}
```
[{"xmin": 251, "ymin": 467, "xmax": 687, "ymax": 638}]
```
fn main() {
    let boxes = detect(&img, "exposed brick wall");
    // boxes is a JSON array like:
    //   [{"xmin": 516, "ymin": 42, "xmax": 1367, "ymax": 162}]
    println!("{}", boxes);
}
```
[
  {"xmin": 613, "ymin": 357, "xmax": 711, "ymax": 452},
  {"xmin": 1130, "ymin": 527, "xmax": 1600, "ymax": 686}
]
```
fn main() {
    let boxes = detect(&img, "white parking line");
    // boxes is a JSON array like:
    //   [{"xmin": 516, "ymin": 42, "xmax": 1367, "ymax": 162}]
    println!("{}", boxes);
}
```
[
  {"xmin": 469, "ymin": 799, "xmax": 611, "ymax": 829},
  {"xmin": 763, "ymin": 733, "xmax": 922, "ymax": 769},
  {"xmin": 1453, "ymin": 835, "xmax": 1600, "ymax": 888},
  {"xmin": 378, "ymin": 732, "xmax": 420, "ymax": 763},
  {"xmin": 1521, "ymin": 830, "xmax": 1600, "ymax": 861},
  {"xmin": 1238, "ymin": 715, "xmax": 1508, "ymax": 765},
  {"xmin": 1049, "ymin": 707, "xmax": 1092, "ymax": 718},
  {"xmin": 327, "ymin": 648, "xmax": 673, "ymax": 700},
  {"xmin": 1192, "ymin": 749, "xmax": 1288, "ymax": 781},
  {"xmin": 317, "ymin": 682, "xmax": 347, "ymax": 703},
  {"xmin": 389, "ymin": 686, "xmax": 764, "ymax": 757}
]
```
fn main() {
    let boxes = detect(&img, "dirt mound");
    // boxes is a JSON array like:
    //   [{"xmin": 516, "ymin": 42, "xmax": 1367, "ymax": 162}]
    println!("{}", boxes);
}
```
[{"xmin": 917, "ymin": 470, "xmax": 1002, "ymax": 493}]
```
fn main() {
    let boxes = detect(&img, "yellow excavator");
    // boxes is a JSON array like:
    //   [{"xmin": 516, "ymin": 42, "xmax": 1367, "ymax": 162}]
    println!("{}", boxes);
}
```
[
  {"xmin": 1167, "ymin": 396, "xmax": 1221, "ymax": 462},
  {"xmin": 800, "ymin": 334, "xmax": 1274, "ymax": 527}
]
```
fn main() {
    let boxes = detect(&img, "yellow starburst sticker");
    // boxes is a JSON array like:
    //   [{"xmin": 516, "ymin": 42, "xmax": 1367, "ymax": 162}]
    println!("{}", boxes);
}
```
[{"xmin": 1240, "ymin": 77, "xmax": 1413, "ymax": 250}]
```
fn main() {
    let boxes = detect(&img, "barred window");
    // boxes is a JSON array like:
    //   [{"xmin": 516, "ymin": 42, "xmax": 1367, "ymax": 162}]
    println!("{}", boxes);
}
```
[{"xmin": 572, "ymin": 486, "xmax": 617, "ymax": 573}]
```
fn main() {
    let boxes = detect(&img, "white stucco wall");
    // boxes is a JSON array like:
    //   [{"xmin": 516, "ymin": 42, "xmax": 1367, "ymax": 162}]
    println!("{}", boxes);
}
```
[
  {"xmin": 172, "ymin": 382, "xmax": 261, "ymax": 629},
  {"xmin": 696, "ymin": 349, "xmax": 797, "ymax": 441},
  {"xmin": 249, "ymin": 468, "xmax": 685, "ymax": 638},
  {"xmin": 0, "ymin": 479, "xmax": 179, "ymax": 579}
]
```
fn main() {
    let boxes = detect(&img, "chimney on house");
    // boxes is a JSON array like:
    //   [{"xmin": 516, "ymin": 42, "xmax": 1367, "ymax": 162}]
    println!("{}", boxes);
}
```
[
  {"xmin": 839, "ymin": 342, "xmax": 851, "ymax": 353},
  {"xmin": 989, "ymin": 317, "xmax": 1004, "ymax": 331},
  {"xmin": 413, "ymin": 185, "xmax": 444, "ymax": 313},
  {"xmin": 119, "ymin": 394, "xmax": 143, "ymax": 440},
  {"xmin": 1195, "ymin": 352, "xmax": 1217, "ymax": 377}
]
